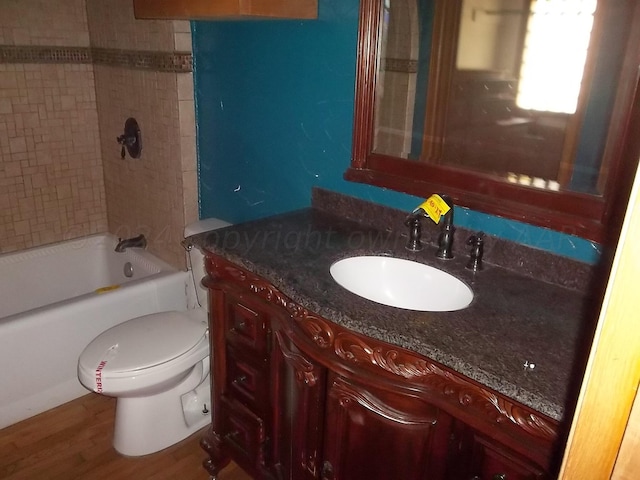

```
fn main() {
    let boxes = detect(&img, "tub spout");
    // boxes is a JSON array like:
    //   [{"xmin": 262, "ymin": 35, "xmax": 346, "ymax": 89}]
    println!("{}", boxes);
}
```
[{"xmin": 115, "ymin": 234, "xmax": 147, "ymax": 252}]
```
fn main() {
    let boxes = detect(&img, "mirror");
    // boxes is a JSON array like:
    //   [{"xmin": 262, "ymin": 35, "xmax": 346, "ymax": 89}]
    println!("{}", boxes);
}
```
[{"xmin": 347, "ymin": 0, "xmax": 640, "ymax": 242}]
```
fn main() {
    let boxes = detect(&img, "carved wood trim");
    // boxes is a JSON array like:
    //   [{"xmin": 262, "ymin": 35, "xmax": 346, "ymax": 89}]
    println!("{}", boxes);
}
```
[
  {"xmin": 330, "ymin": 376, "xmax": 438, "ymax": 426},
  {"xmin": 275, "ymin": 331, "xmax": 318, "ymax": 387},
  {"xmin": 206, "ymin": 254, "xmax": 558, "ymax": 442},
  {"xmin": 333, "ymin": 331, "xmax": 556, "ymax": 441},
  {"xmin": 207, "ymin": 256, "xmax": 336, "ymax": 348}
]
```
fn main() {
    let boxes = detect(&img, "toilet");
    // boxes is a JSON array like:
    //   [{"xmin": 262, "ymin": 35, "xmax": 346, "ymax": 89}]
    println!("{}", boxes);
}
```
[{"xmin": 77, "ymin": 218, "xmax": 230, "ymax": 456}]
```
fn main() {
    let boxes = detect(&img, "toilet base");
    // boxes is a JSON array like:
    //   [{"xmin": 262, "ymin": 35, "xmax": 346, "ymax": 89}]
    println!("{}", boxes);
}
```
[{"xmin": 112, "ymin": 360, "xmax": 211, "ymax": 456}]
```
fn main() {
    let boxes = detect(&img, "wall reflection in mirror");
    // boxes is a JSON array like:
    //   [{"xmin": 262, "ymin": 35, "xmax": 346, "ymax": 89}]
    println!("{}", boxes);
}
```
[{"xmin": 372, "ymin": 0, "xmax": 625, "ymax": 195}]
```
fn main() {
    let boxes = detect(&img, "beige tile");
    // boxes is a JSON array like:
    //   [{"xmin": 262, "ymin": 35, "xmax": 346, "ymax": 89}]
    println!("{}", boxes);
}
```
[
  {"xmin": 178, "ymin": 100, "xmax": 195, "ymax": 137},
  {"xmin": 174, "ymin": 32, "xmax": 192, "ymax": 52},
  {"xmin": 176, "ymin": 73, "xmax": 194, "ymax": 101},
  {"xmin": 180, "ymin": 136, "xmax": 197, "ymax": 172},
  {"xmin": 0, "ymin": 62, "xmax": 106, "ymax": 253},
  {"xmin": 0, "ymin": 98, "xmax": 13, "ymax": 114},
  {"xmin": 172, "ymin": 20, "xmax": 191, "ymax": 33},
  {"xmin": 86, "ymin": 0, "xmax": 174, "ymax": 51},
  {"xmin": 9, "ymin": 137, "xmax": 27, "ymax": 153}
]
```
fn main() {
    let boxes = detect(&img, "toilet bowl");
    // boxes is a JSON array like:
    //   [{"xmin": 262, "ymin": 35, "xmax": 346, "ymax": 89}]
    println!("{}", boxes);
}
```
[{"xmin": 77, "ymin": 218, "xmax": 230, "ymax": 456}]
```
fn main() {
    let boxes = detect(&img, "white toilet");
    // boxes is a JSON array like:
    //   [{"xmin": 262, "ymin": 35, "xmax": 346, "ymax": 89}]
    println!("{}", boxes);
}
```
[{"xmin": 77, "ymin": 218, "xmax": 230, "ymax": 456}]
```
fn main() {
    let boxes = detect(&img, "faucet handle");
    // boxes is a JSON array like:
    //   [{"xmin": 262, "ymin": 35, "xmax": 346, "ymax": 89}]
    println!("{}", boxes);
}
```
[
  {"xmin": 404, "ymin": 216, "xmax": 423, "ymax": 252},
  {"xmin": 467, "ymin": 231, "xmax": 485, "ymax": 245},
  {"xmin": 466, "ymin": 232, "xmax": 485, "ymax": 271}
]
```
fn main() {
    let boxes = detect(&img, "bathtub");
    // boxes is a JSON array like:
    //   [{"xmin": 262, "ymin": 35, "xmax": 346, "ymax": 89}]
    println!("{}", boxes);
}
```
[{"xmin": 0, "ymin": 234, "xmax": 189, "ymax": 429}]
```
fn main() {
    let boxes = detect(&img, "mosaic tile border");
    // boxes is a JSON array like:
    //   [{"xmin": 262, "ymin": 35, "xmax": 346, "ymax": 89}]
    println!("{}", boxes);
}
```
[
  {"xmin": 91, "ymin": 47, "xmax": 192, "ymax": 73},
  {"xmin": 0, "ymin": 45, "xmax": 92, "ymax": 64},
  {"xmin": 0, "ymin": 45, "xmax": 192, "ymax": 73}
]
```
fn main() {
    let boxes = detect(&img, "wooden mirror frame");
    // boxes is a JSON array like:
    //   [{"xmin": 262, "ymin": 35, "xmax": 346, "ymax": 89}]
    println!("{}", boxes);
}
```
[{"xmin": 346, "ymin": 0, "xmax": 640, "ymax": 243}]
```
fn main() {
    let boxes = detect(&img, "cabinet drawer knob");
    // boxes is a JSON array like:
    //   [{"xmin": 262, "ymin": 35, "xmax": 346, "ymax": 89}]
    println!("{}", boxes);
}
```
[{"xmin": 493, "ymin": 474, "xmax": 507, "ymax": 480}]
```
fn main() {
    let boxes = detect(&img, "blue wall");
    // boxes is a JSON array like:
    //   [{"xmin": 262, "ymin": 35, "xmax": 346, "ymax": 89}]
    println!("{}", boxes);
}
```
[{"xmin": 192, "ymin": 0, "xmax": 600, "ymax": 264}]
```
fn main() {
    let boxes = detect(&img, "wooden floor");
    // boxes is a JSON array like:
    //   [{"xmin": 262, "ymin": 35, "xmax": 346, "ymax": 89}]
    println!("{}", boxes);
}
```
[{"xmin": 0, "ymin": 394, "xmax": 252, "ymax": 480}]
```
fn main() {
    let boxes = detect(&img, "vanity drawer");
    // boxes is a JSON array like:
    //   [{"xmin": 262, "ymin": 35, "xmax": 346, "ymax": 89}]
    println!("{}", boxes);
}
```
[
  {"xmin": 226, "ymin": 346, "xmax": 270, "ymax": 414},
  {"xmin": 220, "ymin": 395, "xmax": 267, "ymax": 469},
  {"xmin": 224, "ymin": 296, "xmax": 269, "ymax": 356}
]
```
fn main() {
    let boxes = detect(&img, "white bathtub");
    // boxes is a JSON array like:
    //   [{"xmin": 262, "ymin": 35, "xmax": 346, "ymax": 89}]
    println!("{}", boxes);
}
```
[{"xmin": 0, "ymin": 234, "xmax": 189, "ymax": 429}]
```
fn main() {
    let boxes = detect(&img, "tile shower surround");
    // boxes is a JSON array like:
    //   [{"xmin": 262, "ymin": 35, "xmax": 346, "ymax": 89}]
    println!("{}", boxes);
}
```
[
  {"xmin": 0, "ymin": 61, "xmax": 105, "ymax": 253},
  {"xmin": 1, "ymin": 13, "xmax": 196, "ymax": 267}
]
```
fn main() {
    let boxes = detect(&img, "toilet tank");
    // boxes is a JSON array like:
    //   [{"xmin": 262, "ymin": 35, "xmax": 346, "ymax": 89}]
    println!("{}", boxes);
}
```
[{"xmin": 184, "ymin": 218, "xmax": 231, "ymax": 310}]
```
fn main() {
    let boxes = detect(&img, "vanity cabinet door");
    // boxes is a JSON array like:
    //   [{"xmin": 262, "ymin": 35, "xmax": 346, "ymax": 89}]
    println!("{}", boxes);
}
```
[
  {"xmin": 321, "ymin": 373, "xmax": 453, "ymax": 480},
  {"xmin": 449, "ymin": 423, "xmax": 547, "ymax": 480},
  {"xmin": 269, "ymin": 329, "xmax": 326, "ymax": 479}
]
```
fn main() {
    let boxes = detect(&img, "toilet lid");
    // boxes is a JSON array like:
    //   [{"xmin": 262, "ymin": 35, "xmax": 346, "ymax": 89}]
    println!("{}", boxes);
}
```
[{"xmin": 80, "ymin": 311, "xmax": 207, "ymax": 374}]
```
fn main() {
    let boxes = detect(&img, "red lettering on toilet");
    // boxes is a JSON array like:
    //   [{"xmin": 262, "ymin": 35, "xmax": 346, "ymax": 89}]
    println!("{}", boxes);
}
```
[{"xmin": 95, "ymin": 360, "xmax": 107, "ymax": 393}]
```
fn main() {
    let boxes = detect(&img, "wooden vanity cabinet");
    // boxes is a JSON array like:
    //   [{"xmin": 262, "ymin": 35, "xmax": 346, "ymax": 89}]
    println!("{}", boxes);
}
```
[
  {"xmin": 447, "ymin": 420, "xmax": 547, "ymax": 480},
  {"xmin": 321, "ymin": 372, "xmax": 453, "ymax": 480},
  {"xmin": 202, "ymin": 284, "xmax": 277, "ymax": 477},
  {"xmin": 133, "ymin": 0, "xmax": 317, "ymax": 20},
  {"xmin": 270, "ymin": 328, "xmax": 325, "ymax": 479},
  {"xmin": 201, "ymin": 254, "xmax": 559, "ymax": 479}
]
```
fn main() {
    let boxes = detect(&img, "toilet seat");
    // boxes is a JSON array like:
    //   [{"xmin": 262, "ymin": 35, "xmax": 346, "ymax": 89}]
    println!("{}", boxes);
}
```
[
  {"xmin": 78, "ymin": 309, "xmax": 209, "ymax": 395},
  {"xmin": 80, "ymin": 310, "xmax": 207, "ymax": 375}
]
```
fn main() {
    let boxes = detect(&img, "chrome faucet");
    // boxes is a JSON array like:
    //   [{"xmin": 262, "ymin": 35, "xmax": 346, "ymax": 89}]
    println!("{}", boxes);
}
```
[
  {"xmin": 405, "ymin": 194, "xmax": 455, "ymax": 259},
  {"xmin": 115, "ymin": 234, "xmax": 147, "ymax": 252}
]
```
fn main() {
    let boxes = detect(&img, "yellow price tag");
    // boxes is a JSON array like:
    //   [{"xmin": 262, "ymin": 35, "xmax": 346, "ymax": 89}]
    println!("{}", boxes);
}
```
[{"xmin": 416, "ymin": 194, "xmax": 451, "ymax": 224}]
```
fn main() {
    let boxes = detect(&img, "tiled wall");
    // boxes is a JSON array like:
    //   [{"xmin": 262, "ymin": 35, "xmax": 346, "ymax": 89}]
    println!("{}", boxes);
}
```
[
  {"xmin": 0, "ymin": 0, "xmax": 106, "ymax": 253},
  {"xmin": 86, "ymin": 0, "xmax": 197, "ymax": 268},
  {"xmin": 1, "ymin": 0, "xmax": 198, "ymax": 267},
  {"xmin": 0, "ymin": 0, "xmax": 90, "ymax": 47}
]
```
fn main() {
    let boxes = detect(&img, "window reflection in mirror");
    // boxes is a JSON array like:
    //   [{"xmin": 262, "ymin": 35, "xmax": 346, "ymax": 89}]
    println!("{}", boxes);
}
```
[{"xmin": 372, "ymin": 0, "xmax": 625, "ymax": 196}]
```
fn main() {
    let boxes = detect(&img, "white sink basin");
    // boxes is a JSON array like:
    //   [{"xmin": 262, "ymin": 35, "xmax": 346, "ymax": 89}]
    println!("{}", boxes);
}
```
[{"xmin": 330, "ymin": 256, "xmax": 473, "ymax": 312}]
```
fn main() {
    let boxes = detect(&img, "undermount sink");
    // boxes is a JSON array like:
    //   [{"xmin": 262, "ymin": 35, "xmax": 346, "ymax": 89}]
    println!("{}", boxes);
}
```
[{"xmin": 330, "ymin": 256, "xmax": 473, "ymax": 312}]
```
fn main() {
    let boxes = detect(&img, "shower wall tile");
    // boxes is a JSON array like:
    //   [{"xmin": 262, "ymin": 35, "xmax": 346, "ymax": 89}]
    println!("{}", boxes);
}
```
[
  {"xmin": 0, "ymin": 0, "xmax": 107, "ymax": 254},
  {"xmin": 179, "ymin": 83, "xmax": 198, "ymax": 227},
  {"xmin": 0, "ymin": 0, "xmax": 90, "ymax": 47},
  {"xmin": 94, "ymin": 65, "xmax": 188, "ymax": 268},
  {"xmin": 87, "ymin": 0, "xmax": 197, "ymax": 268},
  {"xmin": 85, "ymin": 0, "xmax": 175, "ymax": 51},
  {"xmin": 174, "ymin": 32, "xmax": 193, "ymax": 52},
  {"xmin": 1, "ymin": 0, "xmax": 197, "ymax": 266}
]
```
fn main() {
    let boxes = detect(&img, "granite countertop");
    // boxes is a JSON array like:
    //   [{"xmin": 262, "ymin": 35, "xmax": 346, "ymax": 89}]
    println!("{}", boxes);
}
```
[{"xmin": 191, "ymin": 208, "xmax": 590, "ymax": 421}]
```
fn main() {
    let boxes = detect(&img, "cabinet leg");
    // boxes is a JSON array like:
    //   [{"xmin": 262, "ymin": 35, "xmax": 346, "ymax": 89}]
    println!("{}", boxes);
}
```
[{"xmin": 200, "ymin": 429, "xmax": 230, "ymax": 478}]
